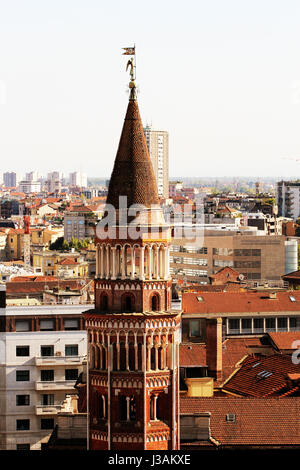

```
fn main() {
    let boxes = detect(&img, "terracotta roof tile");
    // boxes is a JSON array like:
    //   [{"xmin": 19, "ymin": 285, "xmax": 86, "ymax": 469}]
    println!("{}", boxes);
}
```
[
  {"xmin": 180, "ymin": 396, "xmax": 300, "ymax": 446},
  {"xmin": 223, "ymin": 354, "xmax": 300, "ymax": 397},
  {"xmin": 268, "ymin": 331, "xmax": 300, "ymax": 351},
  {"xmin": 182, "ymin": 290, "xmax": 300, "ymax": 314}
]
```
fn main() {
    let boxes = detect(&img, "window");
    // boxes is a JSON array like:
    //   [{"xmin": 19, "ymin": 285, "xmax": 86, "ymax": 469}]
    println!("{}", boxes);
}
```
[
  {"xmin": 16, "ymin": 395, "xmax": 30, "ymax": 406},
  {"xmin": 16, "ymin": 346, "xmax": 30, "ymax": 357},
  {"xmin": 254, "ymin": 318, "xmax": 263, "ymax": 331},
  {"xmin": 190, "ymin": 320, "xmax": 200, "ymax": 337},
  {"xmin": 41, "ymin": 370, "xmax": 54, "ymax": 382},
  {"xmin": 278, "ymin": 317, "xmax": 287, "ymax": 331},
  {"xmin": 41, "ymin": 394, "xmax": 54, "ymax": 405},
  {"xmin": 63, "ymin": 318, "xmax": 79, "ymax": 330},
  {"xmin": 41, "ymin": 419, "xmax": 54, "ymax": 430},
  {"xmin": 65, "ymin": 369, "xmax": 78, "ymax": 380},
  {"xmin": 15, "ymin": 320, "xmax": 30, "ymax": 332},
  {"xmin": 16, "ymin": 444, "xmax": 30, "ymax": 450},
  {"xmin": 41, "ymin": 346, "xmax": 54, "ymax": 357},
  {"xmin": 40, "ymin": 319, "xmax": 55, "ymax": 331},
  {"xmin": 226, "ymin": 414, "xmax": 236, "ymax": 423},
  {"xmin": 16, "ymin": 420, "xmax": 30, "ymax": 431},
  {"xmin": 16, "ymin": 370, "xmax": 30, "ymax": 382},
  {"xmin": 266, "ymin": 318, "xmax": 275, "ymax": 331},
  {"xmin": 241, "ymin": 319, "xmax": 252, "ymax": 332},
  {"xmin": 65, "ymin": 344, "xmax": 78, "ymax": 356},
  {"xmin": 228, "ymin": 319, "xmax": 240, "ymax": 332}
]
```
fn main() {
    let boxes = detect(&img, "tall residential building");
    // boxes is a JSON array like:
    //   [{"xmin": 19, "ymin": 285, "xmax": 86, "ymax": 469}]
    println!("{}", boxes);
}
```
[
  {"xmin": 69, "ymin": 172, "xmax": 87, "ymax": 189},
  {"xmin": 46, "ymin": 172, "xmax": 62, "ymax": 194},
  {"xmin": 83, "ymin": 73, "xmax": 181, "ymax": 450},
  {"xmin": 0, "ymin": 286, "xmax": 88, "ymax": 450},
  {"xmin": 25, "ymin": 171, "xmax": 39, "ymax": 182},
  {"xmin": 3, "ymin": 172, "xmax": 17, "ymax": 188},
  {"xmin": 277, "ymin": 180, "xmax": 300, "ymax": 219},
  {"xmin": 144, "ymin": 125, "xmax": 169, "ymax": 199}
]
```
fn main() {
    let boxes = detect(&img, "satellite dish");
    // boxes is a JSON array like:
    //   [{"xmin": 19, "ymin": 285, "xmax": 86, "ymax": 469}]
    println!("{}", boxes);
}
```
[{"xmin": 238, "ymin": 274, "xmax": 244, "ymax": 281}]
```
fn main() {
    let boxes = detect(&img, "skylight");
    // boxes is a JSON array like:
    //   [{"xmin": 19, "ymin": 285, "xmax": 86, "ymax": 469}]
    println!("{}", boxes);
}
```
[
  {"xmin": 257, "ymin": 370, "xmax": 273, "ymax": 379},
  {"xmin": 289, "ymin": 296, "xmax": 296, "ymax": 302}
]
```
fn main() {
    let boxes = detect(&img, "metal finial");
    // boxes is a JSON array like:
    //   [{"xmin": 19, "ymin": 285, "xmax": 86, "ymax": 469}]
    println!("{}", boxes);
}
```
[{"xmin": 122, "ymin": 46, "xmax": 136, "ymax": 100}]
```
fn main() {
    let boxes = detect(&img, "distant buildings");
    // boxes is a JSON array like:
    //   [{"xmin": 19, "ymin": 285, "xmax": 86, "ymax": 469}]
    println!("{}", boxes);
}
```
[
  {"xmin": 277, "ymin": 180, "xmax": 300, "ymax": 219},
  {"xmin": 144, "ymin": 125, "xmax": 169, "ymax": 199},
  {"xmin": 69, "ymin": 172, "xmax": 87, "ymax": 189},
  {"xmin": 3, "ymin": 172, "xmax": 18, "ymax": 188}
]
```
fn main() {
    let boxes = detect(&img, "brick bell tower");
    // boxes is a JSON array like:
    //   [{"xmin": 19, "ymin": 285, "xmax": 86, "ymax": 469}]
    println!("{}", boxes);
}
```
[{"xmin": 84, "ymin": 54, "xmax": 181, "ymax": 450}]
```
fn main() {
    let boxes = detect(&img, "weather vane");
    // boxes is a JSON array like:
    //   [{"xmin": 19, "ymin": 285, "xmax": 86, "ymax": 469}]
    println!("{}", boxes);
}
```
[{"xmin": 122, "ymin": 45, "xmax": 137, "ymax": 100}]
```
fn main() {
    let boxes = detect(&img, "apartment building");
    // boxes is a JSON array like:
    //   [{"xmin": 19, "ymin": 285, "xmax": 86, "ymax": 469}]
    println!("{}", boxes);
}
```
[
  {"xmin": 170, "ymin": 227, "xmax": 297, "ymax": 284},
  {"xmin": 0, "ymin": 289, "xmax": 88, "ymax": 450},
  {"xmin": 144, "ymin": 125, "xmax": 169, "ymax": 199},
  {"xmin": 64, "ymin": 206, "xmax": 98, "ymax": 242},
  {"xmin": 277, "ymin": 180, "xmax": 300, "ymax": 219}
]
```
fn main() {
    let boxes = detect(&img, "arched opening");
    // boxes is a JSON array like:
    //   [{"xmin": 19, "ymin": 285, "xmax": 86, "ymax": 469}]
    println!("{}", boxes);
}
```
[
  {"xmin": 151, "ymin": 294, "xmax": 160, "ymax": 312},
  {"xmin": 119, "ymin": 341, "xmax": 126, "ymax": 371},
  {"xmin": 100, "ymin": 293, "xmax": 108, "ymax": 312},
  {"xmin": 122, "ymin": 294, "xmax": 135, "ymax": 313}
]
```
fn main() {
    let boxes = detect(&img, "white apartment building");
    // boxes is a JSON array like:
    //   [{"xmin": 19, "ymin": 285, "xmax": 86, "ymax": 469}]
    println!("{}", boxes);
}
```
[
  {"xmin": 144, "ymin": 125, "xmax": 169, "ymax": 199},
  {"xmin": 69, "ymin": 172, "xmax": 87, "ymax": 189},
  {"xmin": 277, "ymin": 180, "xmax": 300, "ymax": 220},
  {"xmin": 18, "ymin": 180, "xmax": 41, "ymax": 194},
  {"xmin": 0, "ymin": 296, "xmax": 88, "ymax": 450}
]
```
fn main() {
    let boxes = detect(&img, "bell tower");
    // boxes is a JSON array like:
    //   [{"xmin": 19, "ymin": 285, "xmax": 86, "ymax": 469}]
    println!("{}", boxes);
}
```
[{"xmin": 84, "ymin": 50, "xmax": 181, "ymax": 450}]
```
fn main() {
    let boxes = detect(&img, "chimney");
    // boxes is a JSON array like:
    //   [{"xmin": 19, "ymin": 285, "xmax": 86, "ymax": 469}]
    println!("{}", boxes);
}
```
[{"xmin": 206, "ymin": 317, "xmax": 223, "ymax": 382}]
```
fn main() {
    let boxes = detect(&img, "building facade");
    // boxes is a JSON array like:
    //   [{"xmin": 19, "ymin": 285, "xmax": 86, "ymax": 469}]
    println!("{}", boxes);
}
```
[
  {"xmin": 277, "ymin": 180, "xmax": 300, "ymax": 219},
  {"xmin": 0, "ymin": 290, "xmax": 88, "ymax": 450},
  {"xmin": 170, "ymin": 230, "xmax": 297, "ymax": 284},
  {"xmin": 144, "ymin": 126, "xmax": 169, "ymax": 199}
]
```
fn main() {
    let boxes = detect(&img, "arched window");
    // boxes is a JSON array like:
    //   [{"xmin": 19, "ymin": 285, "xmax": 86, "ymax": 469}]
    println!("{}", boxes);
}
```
[
  {"xmin": 119, "ymin": 342, "xmax": 126, "ymax": 370},
  {"xmin": 122, "ymin": 294, "xmax": 135, "ymax": 313},
  {"xmin": 100, "ymin": 294, "xmax": 108, "ymax": 312},
  {"xmin": 151, "ymin": 294, "xmax": 160, "ymax": 312}
]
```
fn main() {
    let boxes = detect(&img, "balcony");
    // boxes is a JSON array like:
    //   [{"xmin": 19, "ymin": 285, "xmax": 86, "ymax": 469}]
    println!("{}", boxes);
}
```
[
  {"xmin": 35, "ymin": 355, "xmax": 84, "ymax": 366},
  {"xmin": 35, "ymin": 404, "xmax": 62, "ymax": 415},
  {"xmin": 35, "ymin": 380, "xmax": 77, "ymax": 391}
]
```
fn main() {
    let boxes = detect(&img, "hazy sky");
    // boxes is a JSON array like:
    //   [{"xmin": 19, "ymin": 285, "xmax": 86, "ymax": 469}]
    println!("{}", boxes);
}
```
[{"xmin": 0, "ymin": 0, "xmax": 300, "ymax": 179}]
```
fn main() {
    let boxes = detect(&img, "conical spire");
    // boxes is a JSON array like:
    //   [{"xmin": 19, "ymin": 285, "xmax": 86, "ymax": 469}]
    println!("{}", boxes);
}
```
[{"xmin": 106, "ymin": 97, "xmax": 160, "ymax": 209}]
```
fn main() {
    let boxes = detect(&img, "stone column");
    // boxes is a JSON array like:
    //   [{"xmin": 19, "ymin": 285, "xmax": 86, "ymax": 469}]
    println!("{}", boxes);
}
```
[
  {"xmin": 100, "ymin": 245, "xmax": 104, "ymax": 278},
  {"xmin": 131, "ymin": 246, "xmax": 135, "ymax": 280},
  {"xmin": 126, "ymin": 396, "xmax": 131, "ymax": 421},
  {"xmin": 106, "ymin": 246, "xmax": 110, "ymax": 279},
  {"xmin": 149, "ymin": 247, "xmax": 152, "ymax": 280},
  {"xmin": 121, "ymin": 246, "xmax": 126, "ymax": 279},
  {"xmin": 140, "ymin": 246, "xmax": 145, "ymax": 280},
  {"xmin": 111, "ymin": 246, "xmax": 116, "ymax": 280}
]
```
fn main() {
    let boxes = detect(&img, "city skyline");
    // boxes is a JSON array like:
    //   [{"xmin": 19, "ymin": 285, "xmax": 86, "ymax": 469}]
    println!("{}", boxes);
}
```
[{"xmin": 0, "ymin": 1, "xmax": 300, "ymax": 178}]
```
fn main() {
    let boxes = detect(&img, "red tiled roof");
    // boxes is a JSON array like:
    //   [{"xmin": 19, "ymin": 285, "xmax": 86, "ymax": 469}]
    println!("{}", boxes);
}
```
[
  {"xmin": 180, "ymin": 396, "xmax": 300, "ymax": 446},
  {"xmin": 6, "ymin": 279, "xmax": 92, "ymax": 295},
  {"xmin": 223, "ymin": 354, "xmax": 300, "ymax": 397},
  {"xmin": 282, "ymin": 270, "xmax": 300, "ymax": 279},
  {"xmin": 268, "ymin": 332, "xmax": 300, "ymax": 351},
  {"xmin": 57, "ymin": 257, "xmax": 79, "ymax": 265},
  {"xmin": 180, "ymin": 344, "xmax": 206, "ymax": 367},
  {"xmin": 182, "ymin": 290, "xmax": 300, "ymax": 314}
]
